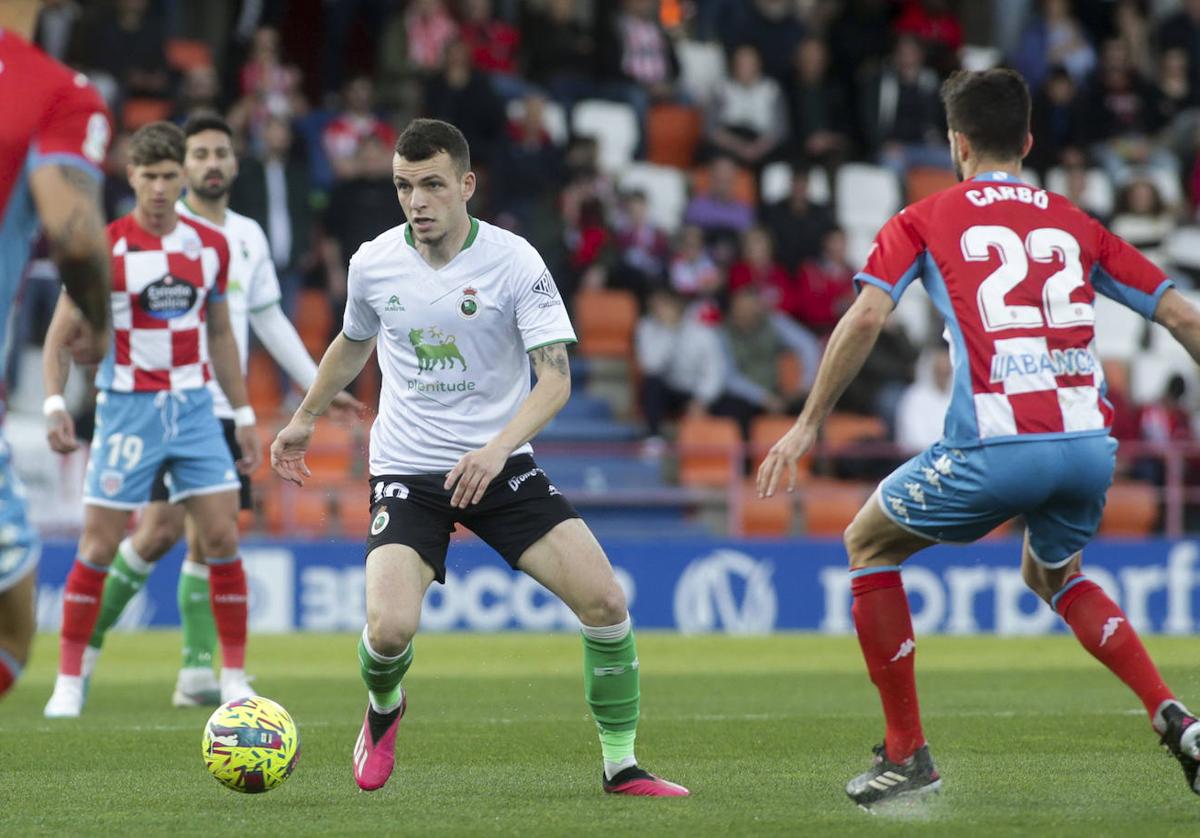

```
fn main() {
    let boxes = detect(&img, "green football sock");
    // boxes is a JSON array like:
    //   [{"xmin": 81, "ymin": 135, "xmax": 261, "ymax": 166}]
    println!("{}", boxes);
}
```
[
  {"xmin": 88, "ymin": 539, "xmax": 153, "ymax": 650},
  {"xmin": 358, "ymin": 627, "xmax": 413, "ymax": 713},
  {"xmin": 178, "ymin": 561, "xmax": 216, "ymax": 669},
  {"xmin": 581, "ymin": 618, "xmax": 640, "ymax": 767}
]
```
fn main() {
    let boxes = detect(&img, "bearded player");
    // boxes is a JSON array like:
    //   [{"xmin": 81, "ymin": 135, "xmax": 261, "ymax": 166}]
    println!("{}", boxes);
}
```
[
  {"xmin": 271, "ymin": 119, "xmax": 687, "ymax": 796},
  {"xmin": 758, "ymin": 68, "xmax": 1200, "ymax": 807},
  {"xmin": 0, "ymin": 0, "xmax": 112, "ymax": 702}
]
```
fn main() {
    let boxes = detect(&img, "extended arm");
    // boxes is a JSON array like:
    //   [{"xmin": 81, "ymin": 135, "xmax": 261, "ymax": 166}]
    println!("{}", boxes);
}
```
[
  {"xmin": 756, "ymin": 284, "xmax": 893, "ymax": 496},
  {"xmin": 1154, "ymin": 289, "xmax": 1200, "ymax": 364},
  {"xmin": 29, "ymin": 165, "xmax": 110, "ymax": 343},
  {"xmin": 271, "ymin": 333, "xmax": 377, "ymax": 485},
  {"xmin": 444, "ymin": 341, "xmax": 573, "ymax": 508},
  {"xmin": 42, "ymin": 292, "xmax": 82, "ymax": 453}
]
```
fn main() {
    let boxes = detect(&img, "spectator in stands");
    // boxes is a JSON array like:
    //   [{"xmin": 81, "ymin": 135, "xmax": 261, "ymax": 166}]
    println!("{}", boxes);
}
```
[
  {"xmin": 892, "ymin": 0, "xmax": 963, "ymax": 75},
  {"xmin": 322, "ymin": 75, "xmax": 397, "ymax": 182},
  {"xmin": 1134, "ymin": 373, "xmax": 1194, "ymax": 484},
  {"xmin": 859, "ymin": 34, "xmax": 951, "ymax": 184},
  {"xmin": 828, "ymin": 0, "xmax": 894, "ymax": 110},
  {"xmin": 1028, "ymin": 65, "xmax": 1084, "ymax": 174},
  {"xmin": 668, "ymin": 225, "xmax": 723, "ymax": 308},
  {"xmin": 461, "ymin": 0, "xmax": 522, "ymax": 94},
  {"xmin": 895, "ymin": 344, "xmax": 952, "ymax": 454},
  {"xmin": 705, "ymin": 44, "xmax": 788, "ymax": 170},
  {"xmin": 1081, "ymin": 37, "xmax": 1176, "ymax": 184},
  {"xmin": 1155, "ymin": 0, "xmax": 1200, "ymax": 94},
  {"xmin": 34, "ymin": 0, "xmax": 80, "ymax": 61},
  {"xmin": 564, "ymin": 196, "xmax": 613, "ymax": 295},
  {"xmin": 683, "ymin": 156, "xmax": 755, "ymax": 261},
  {"xmin": 1059, "ymin": 155, "xmax": 1109, "ymax": 222},
  {"xmin": 172, "ymin": 65, "xmax": 223, "ymax": 125},
  {"xmin": 1156, "ymin": 48, "xmax": 1200, "ymax": 163},
  {"xmin": 423, "ymin": 39, "xmax": 506, "ymax": 168},
  {"xmin": 1111, "ymin": 178, "xmax": 1176, "ymax": 270},
  {"xmin": 759, "ymin": 162, "xmax": 835, "ymax": 271},
  {"xmin": 80, "ymin": 0, "xmax": 170, "ymax": 105},
  {"xmin": 1114, "ymin": 0, "xmax": 1154, "ymax": 79},
  {"xmin": 231, "ymin": 115, "xmax": 314, "ymax": 316},
  {"xmin": 493, "ymin": 94, "xmax": 566, "ymax": 242},
  {"xmin": 404, "ymin": 0, "xmax": 459, "ymax": 77},
  {"xmin": 636, "ymin": 287, "xmax": 729, "ymax": 442},
  {"xmin": 230, "ymin": 26, "xmax": 308, "ymax": 152},
  {"xmin": 718, "ymin": 0, "xmax": 807, "ymax": 86},
  {"xmin": 598, "ymin": 0, "xmax": 681, "ymax": 132},
  {"xmin": 611, "ymin": 190, "xmax": 671, "ymax": 300},
  {"xmin": 717, "ymin": 287, "xmax": 803, "ymax": 438},
  {"xmin": 1011, "ymin": 0, "xmax": 1096, "ymax": 90},
  {"xmin": 788, "ymin": 37, "xmax": 852, "ymax": 172},
  {"xmin": 319, "ymin": 0, "xmax": 393, "ymax": 99},
  {"xmin": 322, "ymin": 134, "xmax": 404, "ymax": 326},
  {"xmin": 728, "ymin": 227, "xmax": 792, "ymax": 314},
  {"xmin": 837, "ymin": 317, "xmax": 919, "ymax": 434},
  {"xmin": 793, "ymin": 227, "xmax": 856, "ymax": 336},
  {"xmin": 520, "ymin": 0, "xmax": 596, "ymax": 107}
]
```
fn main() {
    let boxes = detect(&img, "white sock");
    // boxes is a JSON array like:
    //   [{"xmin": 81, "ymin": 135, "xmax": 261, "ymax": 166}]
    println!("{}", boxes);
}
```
[
  {"xmin": 181, "ymin": 559, "xmax": 209, "ymax": 580},
  {"xmin": 220, "ymin": 667, "xmax": 246, "ymax": 684},
  {"xmin": 604, "ymin": 756, "xmax": 638, "ymax": 780},
  {"xmin": 580, "ymin": 615, "xmax": 632, "ymax": 642},
  {"xmin": 118, "ymin": 537, "xmax": 154, "ymax": 575},
  {"xmin": 369, "ymin": 685, "xmax": 405, "ymax": 715},
  {"xmin": 81, "ymin": 646, "xmax": 101, "ymax": 679}
]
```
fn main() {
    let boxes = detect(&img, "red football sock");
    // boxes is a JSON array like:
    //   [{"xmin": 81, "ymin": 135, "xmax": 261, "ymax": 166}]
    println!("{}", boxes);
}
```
[
  {"xmin": 59, "ymin": 560, "xmax": 107, "ymax": 676},
  {"xmin": 0, "ymin": 649, "xmax": 19, "ymax": 698},
  {"xmin": 1054, "ymin": 574, "xmax": 1174, "ymax": 720},
  {"xmin": 851, "ymin": 568, "xmax": 925, "ymax": 763},
  {"xmin": 208, "ymin": 557, "xmax": 247, "ymax": 669}
]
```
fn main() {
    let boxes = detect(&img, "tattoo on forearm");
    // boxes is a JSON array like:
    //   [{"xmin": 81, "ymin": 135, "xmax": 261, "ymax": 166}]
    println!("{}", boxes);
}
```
[
  {"xmin": 530, "ymin": 343, "xmax": 570, "ymax": 378},
  {"xmin": 49, "ymin": 165, "xmax": 109, "ymax": 331}
]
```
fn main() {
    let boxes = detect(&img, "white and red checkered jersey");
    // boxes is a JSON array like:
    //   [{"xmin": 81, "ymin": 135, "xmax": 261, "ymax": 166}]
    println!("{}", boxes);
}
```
[
  {"xmin": 855, "ymin": 171, "xmax": 1173, "ymax": 446},
  {"xmin": 96, "ymin": 213, "xmax": 230, "ymax": 392}
]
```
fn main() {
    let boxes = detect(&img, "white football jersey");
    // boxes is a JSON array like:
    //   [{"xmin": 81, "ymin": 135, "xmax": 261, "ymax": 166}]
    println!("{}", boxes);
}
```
[
  {"xmin": 177, "ymin": 199, "xmax": 282, "ymax": 419},
  {"xmin": 343, "ymin": 218, "xmax": 576, "ymax": 474}
]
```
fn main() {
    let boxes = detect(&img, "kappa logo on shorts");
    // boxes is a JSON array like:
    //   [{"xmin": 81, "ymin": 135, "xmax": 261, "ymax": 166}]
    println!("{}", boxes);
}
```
[
  {"xmin": 100, "ymin": 470, "xmax": 124, "ymax": 496},
  {"xmin": 370, "ymin": 509, "xmax": 390, "ymax": 536}
]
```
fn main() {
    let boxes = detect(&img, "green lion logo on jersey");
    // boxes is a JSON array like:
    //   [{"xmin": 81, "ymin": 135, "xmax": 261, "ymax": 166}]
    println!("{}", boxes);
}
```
[{"xmin": 409, "ymin": 327, "xmax": 467, "ymax": 372}]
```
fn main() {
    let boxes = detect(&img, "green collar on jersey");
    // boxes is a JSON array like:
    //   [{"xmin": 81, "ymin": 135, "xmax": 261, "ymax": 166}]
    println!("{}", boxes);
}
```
[{"xmin": 404, "ymin": 215, "xmax": 479, "ymax": 252}]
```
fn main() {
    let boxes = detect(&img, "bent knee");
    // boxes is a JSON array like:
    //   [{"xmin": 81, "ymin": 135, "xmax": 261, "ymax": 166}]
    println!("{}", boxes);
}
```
[
  {"xmin": 576, "ymin": 583, "xmax": 628, "ymax": 628},
  {"xmin": 366, "ymin": 616, "xmax": 416, "ymax": 656}
]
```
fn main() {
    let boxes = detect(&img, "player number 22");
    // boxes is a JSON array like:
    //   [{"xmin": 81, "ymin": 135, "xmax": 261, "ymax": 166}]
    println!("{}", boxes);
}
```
[
  {"xmin": 961, "ymin": 225, "xmax": 1094, "ymax": 331},
  {"xmin": 105, "ymin": 433, "xmax": 144, "ymax": 471}
]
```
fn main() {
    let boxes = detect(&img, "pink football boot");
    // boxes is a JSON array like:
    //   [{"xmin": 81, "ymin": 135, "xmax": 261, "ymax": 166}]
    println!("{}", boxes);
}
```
[{"xmin": 352, "ymin": 695, "xmax": 407, "ymax": 791}]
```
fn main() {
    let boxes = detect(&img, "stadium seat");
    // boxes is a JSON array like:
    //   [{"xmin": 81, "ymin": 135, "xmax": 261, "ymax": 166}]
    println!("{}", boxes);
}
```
[
  {"xmin": 822, "ymin": 413, "xmax": 888, "ymax": 448},
  {"xmin": 1164, "ymin": 226, "xmax": 1200, "ymax": 272},
  {"xmin": 305, "ymin": 422, "xmax": 366, "ymax": 480},
  {"xmin": 505, "ymin": 97, "xmax": 568, "ymax": 145},
  {"xmin": 1099, "ymin": 481, "xmax": 1159, "ymax": 535},
  {"xmin": 165, "ymin": 38, "xmax": 213, "ymax": 72},
  {"xmin": 800, "ymin": 477, "xmax": 870, "ymax": 536},
  {"xmin": 1045, "ymin": 167, "xmax": 1114, "ymax": 217},
  {"xmin": 1093, "ymin": 295, "xmax": 1146, "ymax": 361},
  {"xmin": 1101, "ymin": 358, "xmax": 1130, "ymax": 400},
  {"xmin": 760, "ymin": 162, "xmax": 833, "ymax": 206},
  {"xmin": 777, "ymin": 351, "xmax": 805, "ymax": 397},
  {"xmin": 677, "ymin": 414, "xmax": 741, "ymax": 488},
  {"xmin": 574, "ymin": 288, "xmax": 638, "ymax": 359},
  {"xmin": 618, "ymin": 163, "xmax": 689, "ymax": 234},
  {"xmin": 572, "ymin": 100, "xmax": 639, "ymax": 173},
  {"xmin": 335, "ymin": 482, "xmax": 372, "ymax": 536},
  {"xmin": 676, "ymin": 39, "xmax": 727, "ymax": 105},
  {"xmin": 646, "ymin": 103, "xmax": 702, "ymax": 169},
  {"xmin": 905, "ymin": 167, "xmax": 958, "ymax": 202},
  {"xmin": 749, "ymin": 414, "xmax": 810, "ymax": 479},
  {"xmin": 122, "ymin": 98, "xmax": 172, "ymax": 130},
  {"xmin": 836, "ymin": 163, "xmax": 901, "ymax": 233},
  {"xmin": 890, "ymin": 282, "xmax": 935, "ymax": 346},
  {"xmin": 295, "ymin": 289, "xmax": 332, "ymax": 357},
  {"xmin": 247, "ymin": 349, "xmax": 282, "ymax": 418},
  {"xmin": 735, "ymin": 478, "xmax": 794, "ymax": 536},
  {"xmin": 691, "ymin": 164, "xmax": 757, "ymax": 206},
  {"xmin": 259, "ymin": 482, "xmax": 335, "ymax": 535}
]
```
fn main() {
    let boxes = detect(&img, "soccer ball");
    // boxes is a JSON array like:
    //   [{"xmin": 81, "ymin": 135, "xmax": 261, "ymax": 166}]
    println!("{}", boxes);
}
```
[{"xmin": 202, "ymin": 696, "xmax": 300, "ymax": 793}]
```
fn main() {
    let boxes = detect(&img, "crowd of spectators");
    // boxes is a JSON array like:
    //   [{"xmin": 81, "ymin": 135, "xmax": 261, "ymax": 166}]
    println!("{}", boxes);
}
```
[{"xmin": 25, "ymin": 0, "xmax": 1200, "ymax": 468}]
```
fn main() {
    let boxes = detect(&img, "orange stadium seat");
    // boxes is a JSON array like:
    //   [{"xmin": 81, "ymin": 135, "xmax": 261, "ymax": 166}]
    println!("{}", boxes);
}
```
[
  {"xmin": 574, "ymin": 288, "xmax": 638, "ymax": 359},
  {"xmin": 777, "ymin": 351, "xmax": 805, "ymax": 398},
  {"xmin": 906, "ymin": 167, "xmax": 959, "ymax": 202},
  {"xmin": 647, "ymin": 104, "xmax": 702, "ymax": 169},
  {"xmin": 296, "ymin": 289, "xmax": 333, "ymax": 357},
  {"xmin": 822, "ymin": 412, "xmax": 888, "ymax": 448},
  {"xmin": 260, "ymin": 482, "xmax": 335, "ymax": 535},
  {"xmin": 165, "ymin": 38, "xmax": 213, "ymax": 72},
  {"xmin": 336, "ymin": 482, "xmax": 372, "ymax": 536},
  {"xmin": 305, "ymin": 421, "xmax": 365, "ymax": 480},
  {"xmin": 735, "ymin": 478, "xmax": 794, "ymax": 536},
  {"xmin": 122, "ymin": 98, "xmax": 172, "ymax": 130},
  {"xmin": 800, "ymin": 477, "xmax": 871, "ymax": 536},
  {"xmin": 749, "ymin": 414, "xmax": 810, "ymax": 480},
  {"xmin": 691, "ymin": 165, "xmax": 757, "ymax": 206},
  {"xmin": 247, "ymin": 348, "xmax": 282, "ymax": 418},
  {"xmin": 677, "ymin": 414, "xmax": 741, "ymax": 488},
  {"xmin": 1099, "ymin": 481, "xmax": 1159, "ymax": 535}
]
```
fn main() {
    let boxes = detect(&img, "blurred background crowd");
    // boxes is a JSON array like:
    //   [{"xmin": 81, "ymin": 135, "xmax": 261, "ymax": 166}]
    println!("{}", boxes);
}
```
[{"xmin": 18, "ymin": 0, "xmax": 1200, "ymax": 538}]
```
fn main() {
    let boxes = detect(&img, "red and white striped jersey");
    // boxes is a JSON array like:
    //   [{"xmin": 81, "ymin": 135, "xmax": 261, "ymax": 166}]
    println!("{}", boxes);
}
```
[
  {"xmin": 96, "ymin": 213, "xmax": 230, "ymax": 392},
  {"xmin": 856, "ymin": 171, "xmax": 1172, "ymax": 446}
]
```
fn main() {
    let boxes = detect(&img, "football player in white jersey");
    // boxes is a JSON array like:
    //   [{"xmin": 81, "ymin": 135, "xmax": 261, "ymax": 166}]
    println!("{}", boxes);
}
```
[
  {"xmin": 43, "ymin": 116, "xmax": 363, "ymax": 707},
  {"xmin": 271, "ymin": 119, "xmax": 688, "ymax": 796}
]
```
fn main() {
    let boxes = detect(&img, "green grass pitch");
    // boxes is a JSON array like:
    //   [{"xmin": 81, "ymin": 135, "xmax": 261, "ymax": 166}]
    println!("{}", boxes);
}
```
[{"xmin": 3, "ymin": 633, "xmax": 1199, "ymax": 836}]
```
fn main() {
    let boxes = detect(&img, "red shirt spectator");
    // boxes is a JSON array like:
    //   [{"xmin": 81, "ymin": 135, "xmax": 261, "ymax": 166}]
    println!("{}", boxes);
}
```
[
  {"xmin": 461, "ymin": 0, "xmax": 521, "ymax": 75},
  {"xmin": 893, "ymin": 0, "xmax": 963, "ymax": 54},
  {"xmin": 728, "ymin": 227, "xmax": 792, "ymax": 314},
  {"xmin": 793, "ymin": 228, "xmax": 855, "ymax": 334},
  {"xmin": 322, "ymin": 76, "xmax": 396, "ymax": 181}
]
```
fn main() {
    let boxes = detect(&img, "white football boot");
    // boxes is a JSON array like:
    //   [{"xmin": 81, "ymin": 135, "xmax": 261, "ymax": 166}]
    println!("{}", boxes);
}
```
[
  {"xmin": 172, "ymin": 667, "xmax": 222, "ymax": 708},
  {"xmin": 219, "ymin": 668, "xmax": 256, "ymax": 703},
  {"xmin": 43, "ymin": 675, "xmax": 85, "ymax": 718}
]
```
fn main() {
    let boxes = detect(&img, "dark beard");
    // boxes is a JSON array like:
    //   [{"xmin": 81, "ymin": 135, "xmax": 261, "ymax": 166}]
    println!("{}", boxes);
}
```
[{"xmin": 192, "ymin": 181, "xmax": 228, "ymax": 200}]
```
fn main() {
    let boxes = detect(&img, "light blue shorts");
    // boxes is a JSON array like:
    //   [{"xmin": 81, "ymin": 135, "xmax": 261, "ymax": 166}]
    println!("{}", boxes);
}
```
[
  {"xmin": 877, "ymin": 435, "xmax": 1118, "ymax": 566},
  {"xmin": 83, "ymin": 388, "xmax": 240, "ymax": 509},
  {"xmin": 0, "ymin": 440, "xmax": 39, "ymax": 593}
]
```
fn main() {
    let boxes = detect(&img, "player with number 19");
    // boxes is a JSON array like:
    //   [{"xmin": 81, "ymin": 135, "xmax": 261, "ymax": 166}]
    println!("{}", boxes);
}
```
[{"xmin": 757, "ymin": 68, "xmax": 1200, "ymax": 807}]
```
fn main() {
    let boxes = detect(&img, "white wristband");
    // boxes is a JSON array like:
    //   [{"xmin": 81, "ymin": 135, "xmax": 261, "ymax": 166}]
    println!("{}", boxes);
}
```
[
  {"xmin": 233, "ymin": 405, "xmax": 256, "ymax": 428},
  {"xmin": 43, "ymin": 395, "xmax": 68, "ymax": 417}
]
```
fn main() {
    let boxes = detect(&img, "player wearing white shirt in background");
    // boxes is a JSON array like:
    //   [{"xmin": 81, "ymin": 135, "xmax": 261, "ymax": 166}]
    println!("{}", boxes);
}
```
[
  {"xmin": 270, "ymin": 119, "xmax": 688, "ymax": 796},
  {"xmin": 43, "ymin": 115, "xmax": 363, "ymax": 707}
]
